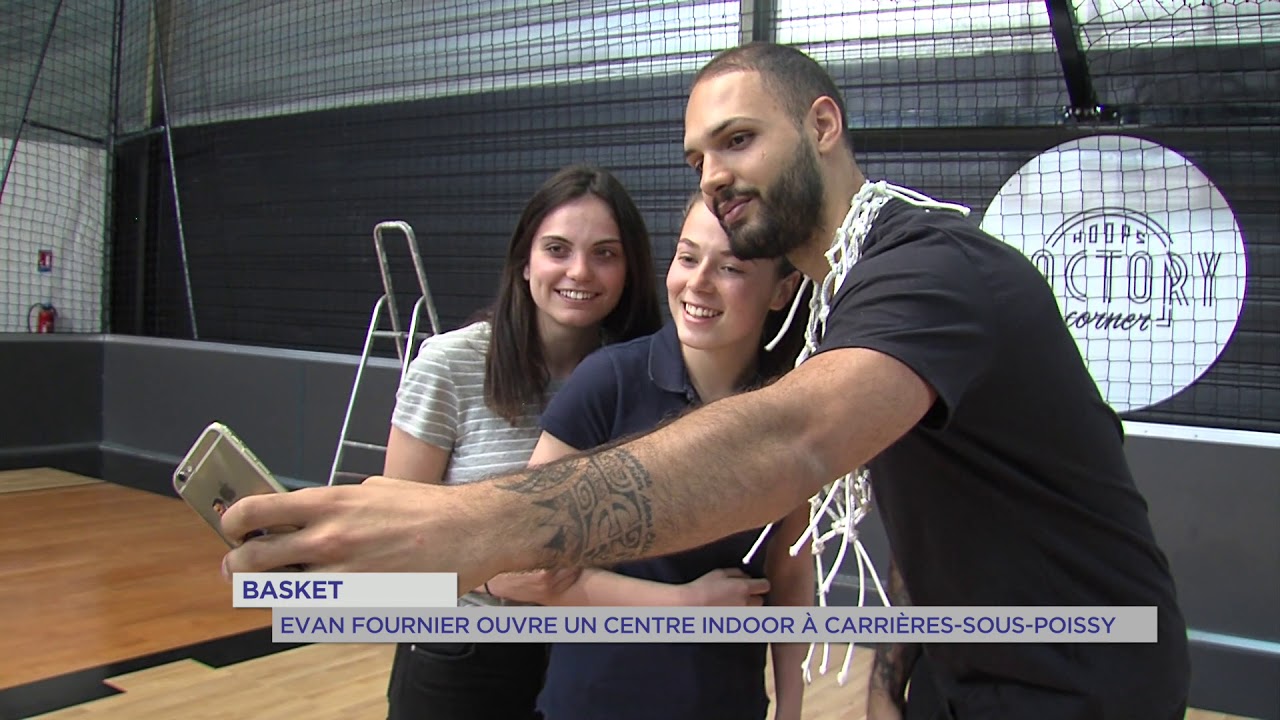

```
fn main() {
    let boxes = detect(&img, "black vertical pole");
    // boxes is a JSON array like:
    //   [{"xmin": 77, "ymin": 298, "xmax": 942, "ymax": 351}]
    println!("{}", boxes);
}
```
[
  {"xmin": 1044, "ymin": 0, "xmax": 1117, "ymax": 122},
  {"xmin": 102, "ymin": 0, "xmax": 126, "ymax": 333}
]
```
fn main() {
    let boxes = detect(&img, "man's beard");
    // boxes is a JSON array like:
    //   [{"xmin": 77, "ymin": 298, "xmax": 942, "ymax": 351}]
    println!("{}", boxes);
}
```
[{"xmin": 718, "ymin": 140, "xmax": 825, "ymax": 261}]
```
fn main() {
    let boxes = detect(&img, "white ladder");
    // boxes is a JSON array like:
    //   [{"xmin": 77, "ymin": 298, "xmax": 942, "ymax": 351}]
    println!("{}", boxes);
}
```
[{"xmin": 327, "ymin": 221, "xmax": 442, "ymax": 486}]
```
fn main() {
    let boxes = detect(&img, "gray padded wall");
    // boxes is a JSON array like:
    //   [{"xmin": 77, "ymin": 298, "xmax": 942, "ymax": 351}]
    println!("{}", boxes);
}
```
[
  {"xmin": 99, "ymin": 335, "xmax": 401, "ymax": 494},
  {"xmin": 0, "ymin": 336, "xmax": 102, "ymax": 476},
  {"xmin": 1127, "ymin": 432, "xmax": 1280, "ymax": 719}
]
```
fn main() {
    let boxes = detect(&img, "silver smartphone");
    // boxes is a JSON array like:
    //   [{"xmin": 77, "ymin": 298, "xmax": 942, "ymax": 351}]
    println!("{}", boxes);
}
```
[{"xmin": 173, "ymin": 421, "xmax": 289, "ymax": 547}]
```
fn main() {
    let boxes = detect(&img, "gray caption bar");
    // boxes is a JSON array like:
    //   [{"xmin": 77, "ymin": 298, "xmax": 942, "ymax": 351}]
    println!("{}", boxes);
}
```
[{"xmin": 270, "ymin": 606, "xmax": 1158, "ymax": 644}]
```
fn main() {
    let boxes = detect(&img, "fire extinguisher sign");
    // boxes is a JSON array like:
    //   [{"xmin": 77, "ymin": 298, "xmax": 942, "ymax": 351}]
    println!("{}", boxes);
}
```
[{"xmin": 38, "ymin": 249, "xmax": 53, "ymax": 273}]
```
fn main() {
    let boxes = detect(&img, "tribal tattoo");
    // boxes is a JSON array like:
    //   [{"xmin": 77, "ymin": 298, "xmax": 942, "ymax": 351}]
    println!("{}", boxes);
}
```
[
  {"xmin": 495, "ymin": 447, "xmax": 656, "ymax": 566},
  {"xmin": 871, "ymin": 561, "xmax": 919, "ymax": 704}
]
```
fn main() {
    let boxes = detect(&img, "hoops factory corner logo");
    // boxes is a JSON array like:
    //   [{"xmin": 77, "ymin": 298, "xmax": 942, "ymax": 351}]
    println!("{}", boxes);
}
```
[{"xmin": 981, "ymin": 135, "xmax": 1247, "ymax": 413}]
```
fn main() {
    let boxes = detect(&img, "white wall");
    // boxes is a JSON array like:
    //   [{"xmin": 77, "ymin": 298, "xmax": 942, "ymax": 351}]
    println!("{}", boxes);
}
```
[{"xmin": 0, "ymin": 137, "xmax": 106, "ymax": 333}]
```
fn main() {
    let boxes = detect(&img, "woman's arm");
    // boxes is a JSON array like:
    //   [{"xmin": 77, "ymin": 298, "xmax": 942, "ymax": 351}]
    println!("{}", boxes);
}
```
[
  {"xmin": 382, "ymin": 334, "xmax": 459, "ymax": 486},
  {"xmin": 382, "ymin": 426, "xmax": 451, "ymax": 484},
  {"xmin": 765, "ymin": 503, "xmax": 816, "ymax": 720},
  {"xmin": 526, "ymin": 431, "xmax": 580, "ymax": 467},
  {"xmin": 383, "ymin": 391, "xmax": 490, "ymax": 592}
]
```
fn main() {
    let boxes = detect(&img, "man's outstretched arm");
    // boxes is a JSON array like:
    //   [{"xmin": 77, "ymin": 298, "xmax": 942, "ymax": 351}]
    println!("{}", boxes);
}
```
[
  {"xmin": 220, "ymin": 347, "xmax": 933, "ymax": 592},
  {"xmin": 491, "ymin": 346, "xmax": 933, "ymax": 571}
]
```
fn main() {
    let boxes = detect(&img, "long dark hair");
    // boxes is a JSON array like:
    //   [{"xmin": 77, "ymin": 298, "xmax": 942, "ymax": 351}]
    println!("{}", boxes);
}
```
[{"xmin": 485, "ymin": 165, "xmax": 662, "ymax": 423}]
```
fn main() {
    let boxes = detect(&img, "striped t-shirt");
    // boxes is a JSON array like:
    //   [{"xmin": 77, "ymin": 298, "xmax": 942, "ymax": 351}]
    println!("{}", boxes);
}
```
[
  {"xmin": 392, "ymin": 320, "xmax": 549, "ymax": 486},
  {"xmin": 392, "ymin": 320, "xmax": 557, "ymax": 607}
]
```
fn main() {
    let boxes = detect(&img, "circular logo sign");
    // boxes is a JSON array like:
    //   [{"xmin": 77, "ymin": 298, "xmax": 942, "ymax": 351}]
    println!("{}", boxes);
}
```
[{"xmin": 981, "ymin": 135, "xmax": 1247, "ymax": 412}]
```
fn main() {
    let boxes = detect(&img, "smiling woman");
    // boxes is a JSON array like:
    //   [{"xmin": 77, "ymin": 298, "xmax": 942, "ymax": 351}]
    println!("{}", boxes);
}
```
[
  {"xmin": 522, "ymin": 194, "xmax": 629, "ymax": 363},
  {"xmin": 380, "ymin": 164, "xmax": 662, "ymax": 720},
  {"xmin": 482, "ymin": 166, "xmax": 663, "ymax": 424},
  {"xmin": 489, "ymin": 190, "xmax": 811, "ymax": 720}
]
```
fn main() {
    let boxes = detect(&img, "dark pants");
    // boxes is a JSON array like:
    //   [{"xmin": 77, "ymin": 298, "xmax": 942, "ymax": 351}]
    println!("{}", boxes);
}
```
[
  {"xmin": 386, "ymin": 642, "xmax": 549, "ymax": 720},
  {"xmin": 905, "ymin": 654, "xmax": 1188, "ymax": 720}
]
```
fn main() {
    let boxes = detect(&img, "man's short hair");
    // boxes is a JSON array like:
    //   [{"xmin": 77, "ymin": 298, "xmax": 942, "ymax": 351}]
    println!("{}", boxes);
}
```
[{"xmin": 693, "ymin": 42, "xmax": 849, "ymax": 135}]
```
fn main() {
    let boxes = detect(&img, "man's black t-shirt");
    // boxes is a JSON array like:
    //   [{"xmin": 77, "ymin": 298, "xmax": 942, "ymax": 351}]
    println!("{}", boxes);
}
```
[{"xmin": 815, "ymin": 199, "xmax": 1190, "ymax": 718}]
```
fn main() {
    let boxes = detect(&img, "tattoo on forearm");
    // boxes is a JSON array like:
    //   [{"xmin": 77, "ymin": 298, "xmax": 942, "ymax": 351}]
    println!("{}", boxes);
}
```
[
  {"xmin": 495, "ymin": 448, "xmax": 656, "ymax": 565},
  {"xmin": 870, "ymin": 560, "xmax": 919, "ymax": 702},
  {"xmin": 871, "ymin": 642, "xmax": 906, "ymax": 696},
  {"xmin": 888, "ymin": 560, "xmax": 911, "ymax": 607}
]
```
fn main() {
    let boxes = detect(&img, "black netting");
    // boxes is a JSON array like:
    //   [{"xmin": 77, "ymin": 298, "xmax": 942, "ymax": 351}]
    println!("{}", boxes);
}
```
[
  {"xmin": 1, "ymin": 0, "xmax": 116, "ymax": 333},
  {"xmin": 4, "ymin": 0, "xmax": 1276, "ymax": 431},
  {"xmin": 778, "ymin": 0, "xmax": 1279, "ymax": 431},
  {"xmin": 112, "ymin": 0, "xmax": 739, "ymax": 349},
  {"xmin": 1075, "ymin": 0, "xmax": 1280, "ymax": 428}
]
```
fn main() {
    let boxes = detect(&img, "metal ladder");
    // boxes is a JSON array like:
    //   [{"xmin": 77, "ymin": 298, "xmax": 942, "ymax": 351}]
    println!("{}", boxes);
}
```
[{"xmin": 327, "ymin": 221, "xmax": 442, "ymax": 486}]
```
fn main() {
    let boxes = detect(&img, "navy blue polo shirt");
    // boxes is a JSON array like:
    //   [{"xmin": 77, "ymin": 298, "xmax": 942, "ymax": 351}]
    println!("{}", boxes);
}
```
[{"xmin": 536, "ymin": 322, "xmax": 771, "ymax": 720}]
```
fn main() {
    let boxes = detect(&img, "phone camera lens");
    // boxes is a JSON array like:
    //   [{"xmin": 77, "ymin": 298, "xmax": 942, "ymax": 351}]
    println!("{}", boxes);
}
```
[{"xmin": 176, "ymin": 471, "xmax": 189, "ymax": 483}]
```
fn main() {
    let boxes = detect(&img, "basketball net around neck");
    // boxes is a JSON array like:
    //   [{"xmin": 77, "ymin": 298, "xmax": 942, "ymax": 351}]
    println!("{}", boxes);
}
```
[{"xmin": 745, "ymin": 179, "xmax": 970, "ymax": 685}]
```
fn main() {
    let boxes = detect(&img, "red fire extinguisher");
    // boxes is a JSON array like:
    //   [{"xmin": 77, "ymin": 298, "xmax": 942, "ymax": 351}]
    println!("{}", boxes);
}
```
[{"xmin": 27, "ymin": 302, "xmax": 57, "ymax": 333}]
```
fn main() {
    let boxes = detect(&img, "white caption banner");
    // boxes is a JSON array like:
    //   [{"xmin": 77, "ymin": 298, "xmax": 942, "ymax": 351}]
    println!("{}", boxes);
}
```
[{"xmin": 233, "ymin": 572, "xmax": 457, "ymax": 608}]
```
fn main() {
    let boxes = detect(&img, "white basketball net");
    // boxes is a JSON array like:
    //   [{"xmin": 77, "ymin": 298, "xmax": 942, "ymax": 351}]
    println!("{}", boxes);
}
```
[{"xmin": 744, "ymin": 180, "xmax": 970, "ymax": 685}]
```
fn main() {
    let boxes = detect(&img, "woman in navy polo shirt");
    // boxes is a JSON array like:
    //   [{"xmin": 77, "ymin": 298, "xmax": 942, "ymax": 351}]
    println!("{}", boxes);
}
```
[{"xmin": 488, "ymin": 195, "xmax": 815, "ymax": 720}]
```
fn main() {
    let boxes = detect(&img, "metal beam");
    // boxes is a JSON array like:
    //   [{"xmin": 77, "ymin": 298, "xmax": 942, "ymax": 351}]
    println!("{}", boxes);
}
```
[
  {"xmin": 739, "ymin": 0, "xmax": 775, "ymax": 45},
  {"xmin": 25, "ymin": 121, "xmax": 105, "ymax": 146},
  {"xmin": 102, "ymin": 0, "xmax": 127, "ymax": 333},
  {"xmin": 1044, "ymin": 0, "xmax": 1118, "ymax": 123},
  {"xmin": 0, "ymin": 0, "xmax": 66, "ymax": 205},
  {"xmin": 850, "ymin": 124, "xmax": 1275, "ymax": 154},
  {"xmin": 151, "ymin": 0, "xmax": 199, "ymax": 339}
]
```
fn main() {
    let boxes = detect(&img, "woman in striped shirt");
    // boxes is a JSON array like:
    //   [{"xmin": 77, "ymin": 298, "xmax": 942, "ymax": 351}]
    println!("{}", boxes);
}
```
[{"xmin": 383, "ymin": 165, "xmax": 662, "ymax": 720}]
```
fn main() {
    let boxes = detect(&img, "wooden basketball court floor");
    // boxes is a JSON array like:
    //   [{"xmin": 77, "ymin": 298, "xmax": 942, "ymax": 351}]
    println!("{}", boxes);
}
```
[{"xmin": 0, "ymin": 468, "xmax": 1254, "ymax": 720}]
